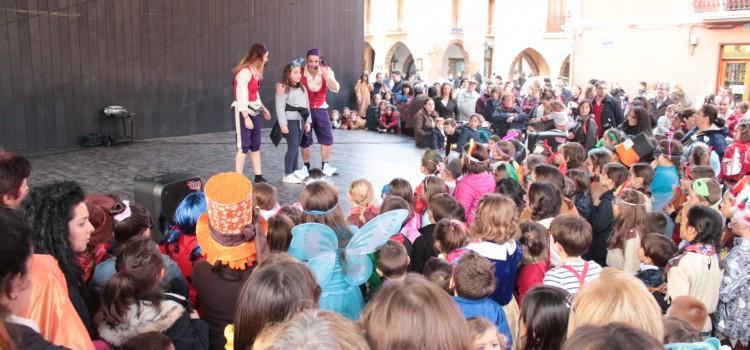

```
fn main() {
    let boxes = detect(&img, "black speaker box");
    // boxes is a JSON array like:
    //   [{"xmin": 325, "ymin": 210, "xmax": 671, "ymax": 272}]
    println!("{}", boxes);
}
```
[{"xmin": 134, "ymin": 173, "xmax": 203, "ymax": 242}]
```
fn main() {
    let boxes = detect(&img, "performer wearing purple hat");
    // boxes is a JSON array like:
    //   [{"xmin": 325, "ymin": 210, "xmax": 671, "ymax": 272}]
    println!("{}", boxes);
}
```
[{"xmin": 297, "ymin": 48, "xmax": 340, "ymax": 178}]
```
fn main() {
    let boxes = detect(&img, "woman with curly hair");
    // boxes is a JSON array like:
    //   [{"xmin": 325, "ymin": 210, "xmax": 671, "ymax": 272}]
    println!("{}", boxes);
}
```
[
  {"xmin": 21, "ymin": 181, "xmax": 95, "ymax": 348},
  {"xmin": 23, "ymin": 182, "xmax": 94, "ymax": 319}
]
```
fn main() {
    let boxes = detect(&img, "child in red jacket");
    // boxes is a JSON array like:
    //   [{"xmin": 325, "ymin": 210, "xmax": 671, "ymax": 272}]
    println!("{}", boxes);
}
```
[
  {"xmin": 379, "ymin": 104, "xmax": 400, "ymax": 134},
  {"xmin": 722, "ymin": 120, "xmax": 750, "ymax": 185}
]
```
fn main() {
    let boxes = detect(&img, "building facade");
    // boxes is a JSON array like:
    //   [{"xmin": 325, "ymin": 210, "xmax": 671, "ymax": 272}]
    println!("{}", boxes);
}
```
[
  {"xmin": 365, "ymin": 0, "xmax": 750, "ymax": 104},
  {"xmin": 364, "ymin": 0, "xmax": 572, "ymax": 83},
  {"xmin": 568, "ymin": 0, "xmax": 750, "ymax": 103}
]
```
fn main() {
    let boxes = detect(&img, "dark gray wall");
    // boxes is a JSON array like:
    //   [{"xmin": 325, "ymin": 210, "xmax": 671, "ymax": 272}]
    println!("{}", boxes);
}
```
[{"xmin": 0, "ymin": 0, "xmax": 363, "ymax": 151}]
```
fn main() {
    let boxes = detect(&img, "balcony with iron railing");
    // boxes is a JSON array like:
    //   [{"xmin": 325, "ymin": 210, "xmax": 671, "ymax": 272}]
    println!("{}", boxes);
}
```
[{"xmin": 693, "ymin": 0, "xmax": 750, "ymax": 21}]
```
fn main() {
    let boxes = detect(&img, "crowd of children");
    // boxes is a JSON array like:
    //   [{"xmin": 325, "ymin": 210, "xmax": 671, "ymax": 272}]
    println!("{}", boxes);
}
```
[{"xmin": 1, "ymin": 79, "xmax": 750, "ymax": 350}]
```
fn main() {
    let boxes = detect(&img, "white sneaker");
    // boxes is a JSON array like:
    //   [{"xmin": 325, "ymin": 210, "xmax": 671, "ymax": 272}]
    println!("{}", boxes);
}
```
[
  {"xmin": 293, "ymin": 167, "xmax": 309, "ymax": 180},
  {"xmin": 322, "ymin": 163, "xmax": 337, "ymax": 176},
  {"xmin": 282, "ymin": 174, "xmax": 303, "ymax": 184}
]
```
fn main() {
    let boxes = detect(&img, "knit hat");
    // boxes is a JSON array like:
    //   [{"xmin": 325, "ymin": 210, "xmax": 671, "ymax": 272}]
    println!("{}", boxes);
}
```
[
  {"xmin": 550, "ymin": 111, "xmax": 569, "ymax": 128},
  {"xmin": 196, "ymin": 172, "xmax": 268, "ymax": 269},
  {"xmin": 84, "ymin": 193, "xmax": 124, "ymax": 247}
]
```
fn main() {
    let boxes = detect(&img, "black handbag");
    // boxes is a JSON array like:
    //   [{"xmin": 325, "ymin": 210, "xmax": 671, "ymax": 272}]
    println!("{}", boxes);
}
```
[{"xmin": 269, "ymin": 122, "xmax": 283, "ymax": 147}]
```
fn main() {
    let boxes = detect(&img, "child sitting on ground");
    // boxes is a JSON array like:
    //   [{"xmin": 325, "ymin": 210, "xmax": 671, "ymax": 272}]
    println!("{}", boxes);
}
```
[
  {"xmin": 347, "ymin": 178, "xmax": 379, "ymax": 227},
  {"xmin": 638, "ymin": 233, "xmax": 677, "ymax": 290},
  {"xmin": 96, "ymin": 237, "xmax": 209, "ymax": 349},
  {"xmin": 607, "ymin": 188, "xmax": 650, "ymax": 274},
  {"xmin": 516, "ymin": 220, "xmax": 550, "ymax": 304},
  {"xmin": 651, "ymin": 139, "xmax": 682, "ymax": 213},
  {"xmin": 467, "ymin": 194, "xmax": 523, "ymax": 306},
  {"xmin": 662, "ymin": 316, "xmax": 701, "ymax": 345},
  {"xmin": 543, "ymin": 214, "xmax": 602, "ymax": 295},
  {"xmin": 667, "ymin": 205, "xmax": 723, "ymax": 333},
  {"xmin": 452, "ymin": 251, "xmax": 513, "ymax": 345},
  {"xmin": 254, "ymin": 183, "xmax": 280, "ymax": 221},
  {"xmin": 467, "ymin": 317, "xmax": 508, "ymax": 350},
  {"xmin": 378, "ymin": 104, "xmax": 400, "ymax": 134},
  {"xmin": 587, "ymin": 162, "xmax": 629, "ymax": 267},
  {"xmin": 120, "ymin": 331, "xmax": 176, "ymax": 350},
  {"xmin": 423, "ymin": 257, "xmax": 453, "ymax": 294},
  {"xmin": 638, "ymin": 233, "xmax": 677, "ymax": 311},
  {"xmin": 411, "ymin": 193, "xmax": 465, "ymax": 273},
  {"xmin": 375, "ymin": 240, "xmax": 410, "ymax": 283},
  {"xmin": 628, "ymin": 163, "xmax": 655, "ymax": 209},
  {"xmin": 434, "ymin": 218, "xmax": 470, "ymax": 265},
  {"xmin": 266, "ymin": 212, "xmax": 295, "ymax": 252},
  {"xmin": 440, "ymin": 159, "xmax": 462, "ymax": 195},
  {"xmin": 667, "ymin": 296, "xmax": 709, "ymax": 335}
]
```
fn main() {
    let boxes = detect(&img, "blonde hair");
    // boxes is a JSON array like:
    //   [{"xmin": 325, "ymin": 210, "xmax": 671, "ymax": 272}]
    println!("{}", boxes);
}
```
[
  {"xmin": 361, "ymin": 274, "xmax": 471, "ymax": 350},
  {"xmin": 471, "ymin": 194, "xmax": 520, "ymax": 243},
  {"xmin": 348, "ymin": 179, "xmax": 376, "ymax": 224},
  {"xmin": 253, "ymin": 309, "xmax": 369, "ymax": 350},
  {"xmin": 467, "ymin": 317, "xmax": 507, "ymax": 350},
  {"xmin": 569, "ymin": 268, "xmax": 664, "ymax": 341}
]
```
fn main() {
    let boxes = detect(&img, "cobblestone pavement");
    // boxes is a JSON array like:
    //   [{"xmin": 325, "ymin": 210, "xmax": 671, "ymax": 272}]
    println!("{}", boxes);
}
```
[{"xmin": 24, "ymin": 129, "xmax": 425, "ymax": 211}]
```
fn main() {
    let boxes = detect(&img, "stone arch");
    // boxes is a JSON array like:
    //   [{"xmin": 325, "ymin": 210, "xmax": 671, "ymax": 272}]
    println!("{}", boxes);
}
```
[
  {"xmin": 363, "ymin": 41, "xmax": 375, "ymax": 73},
  {"xmin": 384, "ymin": 41, "xmax": 415, "ymax": 78},
  {"xmin": 559, "ymin": 55, "xmax": 570, "ymax": 79},
  {"xmin": 509, "ymin": 47, "xmax": 551, "ymax": 79},
  {"xmin": 443, "ymin": 40, "xmax": 469, "ymax": 78}
]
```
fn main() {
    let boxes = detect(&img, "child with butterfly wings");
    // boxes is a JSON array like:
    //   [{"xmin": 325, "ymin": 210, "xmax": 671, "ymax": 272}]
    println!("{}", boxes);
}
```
[{"xmin": 289, "ymin": 181, "xmax": 408, "ymax": 319}]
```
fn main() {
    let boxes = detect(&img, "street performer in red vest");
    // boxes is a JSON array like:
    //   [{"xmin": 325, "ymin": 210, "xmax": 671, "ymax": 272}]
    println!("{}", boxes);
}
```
[
  {"xmin": 297, "ymin": 48, "xmax": 340, "ymax": 178},
  {"xmin": 232, "ymin": 44, "xmax": 271, "ymax": 182}
]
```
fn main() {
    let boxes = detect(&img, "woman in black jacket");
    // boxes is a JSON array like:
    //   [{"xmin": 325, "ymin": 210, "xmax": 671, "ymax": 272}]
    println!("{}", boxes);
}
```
[
  {"xmin": 619, "ymin": 106, "xmax": 652, "ymax": 137},
  {"xmin": 434, "ymin": 83, "xmax": 459, "ymax": 119}
]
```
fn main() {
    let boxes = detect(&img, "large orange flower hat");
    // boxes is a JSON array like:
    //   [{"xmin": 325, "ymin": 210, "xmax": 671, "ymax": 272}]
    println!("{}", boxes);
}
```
[{"xmin": 196, "ymin": 172, "xmax": 268, "ymax": 269}]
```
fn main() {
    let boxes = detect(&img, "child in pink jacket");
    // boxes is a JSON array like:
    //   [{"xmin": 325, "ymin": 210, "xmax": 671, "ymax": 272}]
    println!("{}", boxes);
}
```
[{"xmin": 453, "ymin": 142, "xmax": 495, "ymax": 225}]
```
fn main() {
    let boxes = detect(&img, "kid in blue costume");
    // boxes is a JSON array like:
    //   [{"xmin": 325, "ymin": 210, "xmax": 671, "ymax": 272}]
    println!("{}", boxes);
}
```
[{"xmin": 289, "ymin": 181, "xmax": 408, "ymax": 319}]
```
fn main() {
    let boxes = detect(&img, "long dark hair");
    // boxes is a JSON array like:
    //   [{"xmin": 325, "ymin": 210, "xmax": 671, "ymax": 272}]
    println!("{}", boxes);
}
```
[
  {"xmin": 100, "ymin": 237, "xmax": 165, "ymax": 326},
  {"xmin": 22, "ymin": 181, "xmax": 86, "ymax": 288},
  {"xmin": 685, "ymin": 204, "xmax": 723, "ymax": 247},
  {"xmin": 232, "ymin": 44, "xmax": 267, "ymax": 76},
  {"xmin": 528, "ymin": 181, "xmax": 562, "ymax": 221},
  {"xmin": 699, "ymin": 103, "xmax": 725, "ymax": 128},
  {"xmin": 233, "ymin": 253, "xmax": 320, "ymax": 350},
  {"xmin": 628, "ymin": 106, "xmax": 652, "ymax": 136},
  {"xmin": 520, "ymin": 285, "xmax": 570, "ymax": 350},
  {"xmin": 0, "ymin": 210, "xmax": 34, "ymax": 350},
  {"xmin": 610, "ymin": 189, "xmax": 648, "ymax": 249},
  {"xmin": 280, "ymin": 63, "xmax": 304, "ymax": 93}
]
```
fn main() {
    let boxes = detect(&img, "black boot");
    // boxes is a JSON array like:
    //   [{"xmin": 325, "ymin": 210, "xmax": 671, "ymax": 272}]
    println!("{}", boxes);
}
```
[{"xmin": 254, "ymin": 174, "xmax": 267, "ymax": 183}]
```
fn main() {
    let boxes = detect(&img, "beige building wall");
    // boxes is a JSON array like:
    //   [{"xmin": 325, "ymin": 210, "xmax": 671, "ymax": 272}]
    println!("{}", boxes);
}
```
[
  {"xmin": 364, "ymin": 0, "xmax": 572, "ymax": 83},
  {"xmin": 570, "ymin": 0, "xmax": 750, "ymax": 102}
]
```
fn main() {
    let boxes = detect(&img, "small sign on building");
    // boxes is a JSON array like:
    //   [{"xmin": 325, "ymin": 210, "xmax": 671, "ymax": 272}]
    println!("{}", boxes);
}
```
[{"xmin": 600, "ymin": 37, "xmax": 614, "ymax": 49}]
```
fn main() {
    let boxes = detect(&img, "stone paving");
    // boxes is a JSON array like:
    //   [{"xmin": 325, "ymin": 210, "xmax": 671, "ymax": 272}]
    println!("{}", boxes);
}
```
[{"xmin": 24, "ymin": 129, "xmax": 425, "ymax": 212}]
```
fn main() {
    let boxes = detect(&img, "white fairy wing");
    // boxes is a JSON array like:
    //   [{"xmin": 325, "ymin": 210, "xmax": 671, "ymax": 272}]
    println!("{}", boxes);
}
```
[
  {"xmin": 288, "ymin": 223, "xmax": 338, "ymax": 286},
  {"xmin": 341, "ymin": 209, "xmax": 409, "ymax": 285}
]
